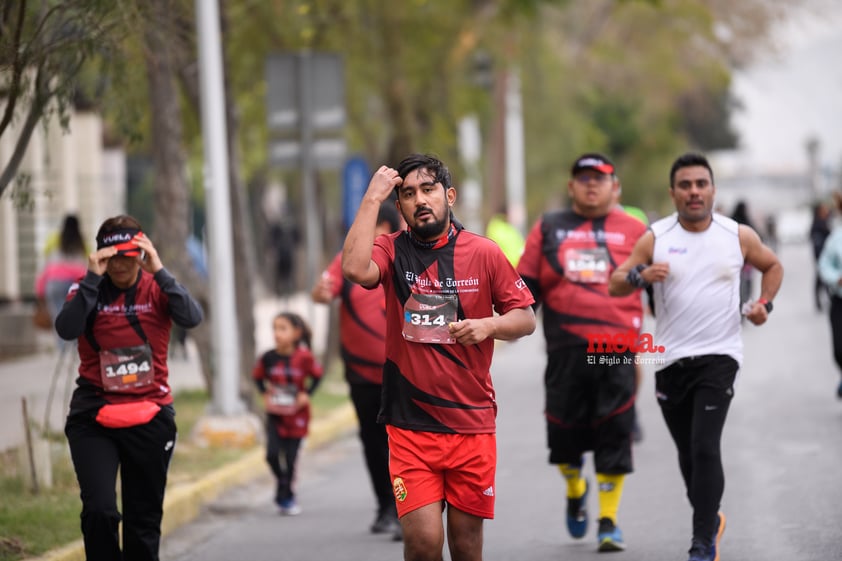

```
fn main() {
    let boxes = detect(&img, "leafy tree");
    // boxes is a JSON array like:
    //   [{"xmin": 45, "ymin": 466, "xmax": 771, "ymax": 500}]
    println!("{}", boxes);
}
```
[{"xmin": 0, "ymin": 0, "xmax": 122, "ymax": 197}]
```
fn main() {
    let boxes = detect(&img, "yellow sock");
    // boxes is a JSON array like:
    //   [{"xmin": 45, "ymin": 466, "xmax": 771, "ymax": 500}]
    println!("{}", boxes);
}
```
[
  {"xmin": 559, "ymin": 464, "xmax": 587, "ymax": 498},
  {"xmin": 596, "ymin": 473, "xmax": 625, "ymax": 522}
]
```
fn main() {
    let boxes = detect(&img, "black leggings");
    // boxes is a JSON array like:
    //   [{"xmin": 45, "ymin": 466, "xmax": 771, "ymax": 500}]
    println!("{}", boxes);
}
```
[
  {"xmin": 655, "ymin": 355, "xmax": 737, "ymax": 544},
  {"xmin": 65, "ymin": 407, "xmax": 176, "ymax": 561},
  {"xmin": 830, "ymin": 295, "xmax": 842, "ymax": 373},
  {"xmin": 265, "ymin": 423, "xmax": 302, "ymax": 503},
  {"xmin": 349, "ymin": 383, "xmax": 394, "ymax": 516}
]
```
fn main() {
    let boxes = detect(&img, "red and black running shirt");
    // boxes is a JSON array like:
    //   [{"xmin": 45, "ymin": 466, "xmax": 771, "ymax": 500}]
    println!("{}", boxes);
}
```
[
  {"xmin": 370, "ymin": 223, "xmax": 534, "ymax": 435},
  {"xmin": 517, "ymin": 207, "xmax": 646, "ymax": 353},
  {"xmin": 253, "ymin": 347, "xmax": 323, "ymax": 438},
  {"xmin": 323, "ymin": 252, "xmax": 387, "ymax": 385},
  {"xmin": 56, "ymin": 269, "xmax": 203, "ymax": 413},
  {"xmin": 252, "ymin": 347, "xmax": 324, "ymax": 396}
]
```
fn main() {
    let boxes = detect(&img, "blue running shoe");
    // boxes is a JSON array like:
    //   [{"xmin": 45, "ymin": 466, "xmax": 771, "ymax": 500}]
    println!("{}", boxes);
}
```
[
  {"xmin": 687, "ymin": 539, "xmax": 710, "ymax": 561},
  {"xmin": 565, "ymin": 479, "xmax": 589, "ymax": 538},
  {"xmin": 597, "ymin": 517, "xmax": 625, "ymax": 552},
  {"xmin": 711, "ymin": 512, "xmax": 725, "ymax": 561},
  {"xmin": 687, "ymin": 511, "xmax": 725, "ymax": 561},
  {"xmin": 278, "ymin": 497, "xmax": 302, "ymax": 516}
]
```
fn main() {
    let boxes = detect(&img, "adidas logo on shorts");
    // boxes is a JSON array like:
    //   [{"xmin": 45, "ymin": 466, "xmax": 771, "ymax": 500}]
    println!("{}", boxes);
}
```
[{"xmin": 483, "ymin": 486, "xmax": 494, "ymax": 497}]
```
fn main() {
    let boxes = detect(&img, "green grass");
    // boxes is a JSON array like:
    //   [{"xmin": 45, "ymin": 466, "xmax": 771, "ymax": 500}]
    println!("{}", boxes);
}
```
[
  {"xmin": 0, "ymin": 458, "xmax": 81, "ymax": 561},
  {"xmin": 0, "ymin": 361, "xmax": 348, "ymax": 561}
]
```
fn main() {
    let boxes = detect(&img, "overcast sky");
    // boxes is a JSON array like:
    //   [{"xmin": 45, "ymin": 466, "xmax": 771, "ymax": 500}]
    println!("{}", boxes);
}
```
[{"xmin": 730, "ymin": 1, "xmax": 842, "ymax": 174}]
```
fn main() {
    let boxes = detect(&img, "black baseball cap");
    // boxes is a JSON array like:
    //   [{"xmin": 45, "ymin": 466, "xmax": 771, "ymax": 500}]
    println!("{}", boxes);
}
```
[{"xmin": 570, "ymin": 153, "xmax": 615, "ymax": 175}]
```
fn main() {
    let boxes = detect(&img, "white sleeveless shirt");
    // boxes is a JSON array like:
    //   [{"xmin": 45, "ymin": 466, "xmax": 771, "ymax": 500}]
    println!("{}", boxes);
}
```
[{"xmin": 650, "ymin": 212, "xmax": 744, "ymax": 367}]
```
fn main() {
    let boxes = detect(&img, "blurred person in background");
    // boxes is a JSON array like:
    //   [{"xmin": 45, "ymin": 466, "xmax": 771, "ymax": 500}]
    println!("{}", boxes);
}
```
[
  {"xmin": 818, "ymin": 193, "xmax": 842, "ymax": 399},
  {"xmin": 485, "ymin": 207, "xmax": 525, "ymax": 267},
  {"xmin": 730, "ymin": 200, "xmax": 758, "ymax": 307},
  {"xmin": 35, "ymin": 214, "xmax": 89, "ymax": 352},
  {"xmin": 252, "ymin": 312, "xmax": 323, "ymax": 516},
  {"xmin": 764, "ymin": 214, "xmax": 779, "ymax": 254},
  {"xmin": 517, "ymin": 153, "xmax": 647, "ymax": 552},
  {"xmin": 311, "ymin": 200, "xmax": 403, "ymax": 539},
  {"xmin": 811, "ymin": 201, "xmax": 832, "ymax": 312}
]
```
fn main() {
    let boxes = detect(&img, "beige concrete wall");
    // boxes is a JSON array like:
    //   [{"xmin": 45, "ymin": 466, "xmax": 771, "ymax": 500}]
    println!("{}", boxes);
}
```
[{"xmin": 0, "ymin": 108, "xmax": 125, "ymax": 302}]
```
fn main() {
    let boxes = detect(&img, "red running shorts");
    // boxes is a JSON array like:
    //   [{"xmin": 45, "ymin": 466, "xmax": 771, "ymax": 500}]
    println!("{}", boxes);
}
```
[{"xmin": 386, "ymin": 425, "xmax": 496, "ymax": 519}]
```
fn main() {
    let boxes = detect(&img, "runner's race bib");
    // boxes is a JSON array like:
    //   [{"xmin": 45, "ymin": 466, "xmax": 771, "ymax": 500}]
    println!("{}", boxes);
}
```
[
  {"xmin": 402, "ymin": 293, "xmax": 458, "ymax": 344},
  {"xmin": 266, "ymin": 383, "xmax": 299, "ymax": 416},
  {"xmin": 99, "ymin": 344, "xmax": 155, "ymax": 392},
  {"xmin": 564, "ymin": 247, "xmax": 610, "ymax": 284}
]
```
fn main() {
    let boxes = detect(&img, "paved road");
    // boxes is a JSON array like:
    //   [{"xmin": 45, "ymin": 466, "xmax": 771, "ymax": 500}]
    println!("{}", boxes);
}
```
[{"xmin": 159, "ymin": 241, "xmax": 842, "ymax": 561}]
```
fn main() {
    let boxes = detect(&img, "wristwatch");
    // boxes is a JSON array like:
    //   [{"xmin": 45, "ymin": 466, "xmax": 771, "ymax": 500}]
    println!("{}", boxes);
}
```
[{"xmin": 758, "ymin": 298, "xmax": 773, "ymax": 313}]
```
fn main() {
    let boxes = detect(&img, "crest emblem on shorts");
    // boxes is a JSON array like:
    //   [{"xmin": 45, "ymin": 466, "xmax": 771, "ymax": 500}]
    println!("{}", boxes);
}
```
[{"xmin": 393, "ymin": 477, "xmax": 408, "ymax": 502}]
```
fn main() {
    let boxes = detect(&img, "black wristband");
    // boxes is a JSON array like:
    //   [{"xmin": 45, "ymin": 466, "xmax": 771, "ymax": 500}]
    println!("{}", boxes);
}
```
[{"xmin": 626, "ymin": 264, "xmax": 650, "ymax": 289}]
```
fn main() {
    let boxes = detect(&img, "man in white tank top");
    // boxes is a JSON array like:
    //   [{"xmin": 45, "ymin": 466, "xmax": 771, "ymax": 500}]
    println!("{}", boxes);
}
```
[{"xmin": 608, "ymin": 152, "xmax": 783, "ymax": 561}]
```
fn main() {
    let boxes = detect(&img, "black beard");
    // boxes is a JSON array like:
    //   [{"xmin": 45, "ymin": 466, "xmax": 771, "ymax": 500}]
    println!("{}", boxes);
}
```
[{"xmin": 411, "ymin": 215, "xmax": 448, "ymax": 240}]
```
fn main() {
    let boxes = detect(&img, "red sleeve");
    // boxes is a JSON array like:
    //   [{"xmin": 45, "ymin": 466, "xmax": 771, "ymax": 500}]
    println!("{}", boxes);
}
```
[
  {"xmin": 326, "ymin": 252, "xmax": 343, "ymax": 298},
  {"xmin": 310, "ymin": 354, "xmax": 324, "ymax": 379},
  {"xmin": 516, "ymin": 218, "xmax": 544, "ymax": 281},
  {"xmin": 489, "ymin": 242, "xmax": 535, "ymax": 315},
  {"xmin": 371, "ymin": 233, "xmax": 397, "ymax": 287},
  {"xmin": 252, "ymin": 356, "xmax": 266, "ymax": 381}
]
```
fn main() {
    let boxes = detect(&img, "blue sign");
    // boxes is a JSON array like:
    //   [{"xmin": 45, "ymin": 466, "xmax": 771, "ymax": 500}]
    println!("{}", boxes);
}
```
[{"xmin": 342, "ymin": 156, "xmax": 370, "ymax": 232}]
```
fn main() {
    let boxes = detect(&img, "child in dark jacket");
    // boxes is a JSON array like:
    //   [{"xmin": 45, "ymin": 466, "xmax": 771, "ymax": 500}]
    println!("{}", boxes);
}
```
[{"xmin": 252, "ymin": 312, "xmax": 323, "ymax": 515}]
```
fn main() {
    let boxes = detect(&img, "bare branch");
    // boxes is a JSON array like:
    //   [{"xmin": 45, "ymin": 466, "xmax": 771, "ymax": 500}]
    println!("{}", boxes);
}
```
[{"xmin": 0, "ymin": 65, "xmax": 49, "ymax": 198}]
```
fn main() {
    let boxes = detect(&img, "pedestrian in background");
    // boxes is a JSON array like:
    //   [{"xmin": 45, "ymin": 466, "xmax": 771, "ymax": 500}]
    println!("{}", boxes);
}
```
[
  {"xmin": 35, "ymin": 214, "xmax": 88, "ymax": 351},
  {"xmin": 610, "ymin": 152, "xmax": 783, "ymax": 561},
  {"xmin": 517, "ymin": 153, "xmax": 647, "ymax": 552},
  {"xmin": 311, "ymin": 200, "xmax": 403, "ymax": 538},
  {"xmin": 252, "ymin": 311, "xmax": 323, "ymax": 516},
  {"xmin": 811, "ymin": 201, "xmax": 832, "ymax": 311},
  {"xmin": 730, "ymin": 200, "xmax": 758, "ymax": 306},
  {"xmin": 56, "ymin": 214, "xmax": 204, "ymax": 561},
  {"xmin": 342, "ymin": 154, "xmax": 536, "ymax": 561},
  {"xmin": 818, "ymin": 192, "xmax": 842, "ymax": 398},
  {"xmin": 485, "ymin": 207, "xmax": 525, "ymax": 267}
]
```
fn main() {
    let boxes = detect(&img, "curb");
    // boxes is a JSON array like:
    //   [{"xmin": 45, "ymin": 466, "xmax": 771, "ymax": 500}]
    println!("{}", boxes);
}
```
[{"xmin": 24, "ymin": 402, "xmax": 357, "ymax": 561}]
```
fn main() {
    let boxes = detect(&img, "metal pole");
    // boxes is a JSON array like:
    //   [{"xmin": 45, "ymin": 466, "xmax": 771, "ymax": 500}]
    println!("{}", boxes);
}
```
[
  {"xmin": 505, "ymin": 68, "xmax": 527, "ymax": 236},
  {"xmin": 458, "ymin": 115, "xmax": 483, "ymax": 232},
  {"xmin": 299, "ymin": 51, "xmax": 321, "ymax": 321},
  {"xmin": 195, "ymin": 0, "xmax": 243, "ymax": 415}
]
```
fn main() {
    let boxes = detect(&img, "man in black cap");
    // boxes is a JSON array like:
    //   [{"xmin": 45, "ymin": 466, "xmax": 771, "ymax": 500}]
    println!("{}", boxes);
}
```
[{"xmin": 517, "ymin": 153, "xmax": 648, "ymax": 552}]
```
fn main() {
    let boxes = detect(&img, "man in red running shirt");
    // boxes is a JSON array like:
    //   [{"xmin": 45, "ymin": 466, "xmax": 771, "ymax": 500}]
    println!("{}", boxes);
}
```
[
  {"xmin": 517, "ymin": 153, "xmax": 647, "ymax": 552},
  {"xmin": 343, "ymin": 154, "xmax": 536, "ymax": 561}
]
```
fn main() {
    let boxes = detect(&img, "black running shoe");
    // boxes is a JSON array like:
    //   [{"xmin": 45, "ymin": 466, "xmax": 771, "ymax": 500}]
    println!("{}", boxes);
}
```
[{"xmin": 370, "ymin": 510, "xmax": 400, "ymax": 534}]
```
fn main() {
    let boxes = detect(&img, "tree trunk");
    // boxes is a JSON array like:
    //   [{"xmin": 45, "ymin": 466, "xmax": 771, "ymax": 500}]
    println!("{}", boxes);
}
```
[
  {"xmin": 142, "ymin": 0, "xmax": 213, "ymax": 393},
  {"xmin": 220, "ymin": 1, "xmax": 258, "ymax": 412}
]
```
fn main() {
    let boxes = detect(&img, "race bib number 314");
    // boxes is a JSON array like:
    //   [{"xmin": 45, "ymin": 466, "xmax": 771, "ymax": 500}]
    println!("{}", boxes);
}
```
[{"xmin": 402, "ymin": 293, "xmax": 458, "ymax": 344}]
